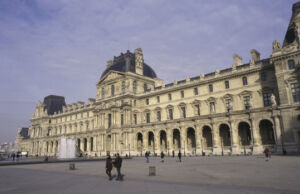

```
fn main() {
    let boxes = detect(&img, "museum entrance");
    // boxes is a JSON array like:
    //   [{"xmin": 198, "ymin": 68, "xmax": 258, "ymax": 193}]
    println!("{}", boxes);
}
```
[
  {"xmin": 173, "ymin": 129, "xmax": 181, "ymax": 151},
  {"xmin": 148, "ymin": 131, "xmax": 155, "ymax": 152},
  {"xmin": 238, "ymin": 122, "xmax": 252, "ymax": 146},
  {"xmin": 160, "ymin": 130, "xmax": 167, "ymax": 152},
  {"xmin": 259, "ymin": 120, "xmax": 275, "ymax": 145}
]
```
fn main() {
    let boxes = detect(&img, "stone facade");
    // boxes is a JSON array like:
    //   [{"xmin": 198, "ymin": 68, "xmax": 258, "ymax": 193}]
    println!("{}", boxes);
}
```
[{"xmin": 15, "ymin": 3, "xmax": 300, "ymax": 157}]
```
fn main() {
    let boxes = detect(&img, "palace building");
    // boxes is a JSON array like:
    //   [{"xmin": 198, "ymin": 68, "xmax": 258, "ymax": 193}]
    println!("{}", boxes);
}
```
[{"xmin": 15, "ymin": 2, "xmax": 300, "ymax": 156}]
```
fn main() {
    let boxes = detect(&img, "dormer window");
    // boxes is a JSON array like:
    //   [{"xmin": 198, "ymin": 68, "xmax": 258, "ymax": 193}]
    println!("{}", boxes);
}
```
[
  {"xmin": 180, "ymin": 90, "xmax": 184, "ymax": 98},
  {"xmin": 288, "ymin": 59, "xmax": 295, "ymax": 69},
  {"xmin": 194, "ymin": 88, "xmax": 198, "ymax": 95},
  {"xmin": 209, "ymin": 84, "xmax": 213, "ymax": 92},
  {"xmin": 242, "ymin": 76, "xmax": 248, "ymax": 86},
  {"xmin": 157, "ymin": 96, "xmax": 160, "ymax": 103},
  {"xmin": 225, "ymin": 81, "xmax": 230, "ymax": 89},
  {"xmin": 111, "ymin": 85, "xmax": 115, "ymax": 96}
]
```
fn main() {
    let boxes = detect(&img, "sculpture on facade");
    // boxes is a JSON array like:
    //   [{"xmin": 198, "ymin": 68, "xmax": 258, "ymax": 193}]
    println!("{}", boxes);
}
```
[
  {"xmin": 272, "ymin": 40, "xmax": 281, "ymax": 52},
  {"xmin": 271, "ymin": 93, "xmax": 277, "ymax": 106}
]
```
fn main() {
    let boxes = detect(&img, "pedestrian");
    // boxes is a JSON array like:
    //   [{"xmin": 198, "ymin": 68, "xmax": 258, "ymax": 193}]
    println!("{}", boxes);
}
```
[
  {"xmin": 172, "ymin": 150, "xmax": 175, "ymax": 158},
  {"xmin": 264, "ymin": 148, "xmax": 270, "ymax": 161},
  {"xmin": 145, "ymin": 151, "xmax": 149, "ymax": 163},
  {"xmin": 113, "ymin": 153, "xmax": 123, "ymax": 181},
  {"xmin": 105, "ymin": 154, "xmax": 113, "ymax": 180},
  {"xmin": 160, "ymin": 151, "xmax": 165, "ymax": 163},
  {"xmin": 178, "ymin": 151, "xmax": 182, "ymax": 162},
  {"xmin": 12, "ymin": 153, "xmax": 15, "ymax": 161}
]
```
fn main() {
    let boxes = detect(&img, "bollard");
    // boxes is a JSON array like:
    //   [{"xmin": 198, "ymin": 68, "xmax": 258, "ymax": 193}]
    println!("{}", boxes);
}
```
[
  {"xmin": 149, "ymin": 166, "xmax": 156, "ymax": 176},
  {"xmin": 69, "ymin": 163, "xmax": 75, "ymax": 170}
]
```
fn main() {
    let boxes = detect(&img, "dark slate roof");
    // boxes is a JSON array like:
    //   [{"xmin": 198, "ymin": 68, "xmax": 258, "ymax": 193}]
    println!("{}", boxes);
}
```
[
  {"xmin": 43, "ymin": 95, "xmax": 66, "ymax": 115},
  {"xmin": 100, "ymin": 50, "xmax": 157, "ymax": 79},
  {"xmin": 20, "ymin": 128, "xmax": 29, "ymax": 139}
]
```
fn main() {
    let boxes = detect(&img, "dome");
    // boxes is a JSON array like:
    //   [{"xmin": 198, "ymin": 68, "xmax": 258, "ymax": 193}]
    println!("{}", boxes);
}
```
[{"xmin": 100, "ymin": 50, "xmax": 157, "ymax": 79}]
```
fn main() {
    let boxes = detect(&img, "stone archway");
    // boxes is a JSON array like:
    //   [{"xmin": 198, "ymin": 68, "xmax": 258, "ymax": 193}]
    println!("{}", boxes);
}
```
[
  {"xmin": 187, "ymin": 127, "xmax": 196, "ymax": 151},
  {"xmin": 84, "ymin": 138, "xmax": 87, "ymax": 152},
  {"xmin": 238, "ymin": 122, "xmax": 252, "ymax": 146},
  {"xmin": 137, "ymin": 133, "xmax": 143, "ymax": 153},
  {"xmin": 160, "ymin": 130, "xmax": 167, "ymax": 152},
  {"xmin": 148, "ymin": 131, "xmax": 155, "ymax": 152},
  {"xmin": 219, "ymin": 124, "xmax": 231, "ymax": 147},
  {"xmin": 173, "ymin": 129, "xmax": 181, "ymax": 150},
  {"xmin": 90, "ymin": 137, "xmax": 94, "ymax": 152},
  {"xmin": 259, "ymin": 120, "xmax": 275, "ymax": 145},
  {"xmin": 202, "ymin": 126, "xmax": 212, "ymax": 148}
]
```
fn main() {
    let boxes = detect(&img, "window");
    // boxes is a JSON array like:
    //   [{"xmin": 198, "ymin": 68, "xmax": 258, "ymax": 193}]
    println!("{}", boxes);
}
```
[
  {"xmin": 242, "ymin": 76, "xmax": 248, "ymax": 86},
  {"xmin": 209, "ymin": 84, "xmax": 213, "ymax": 92},
  {"xmin": 291, "ymin": 83, "xmax": 300, "ymax": 102},
  {"xmin": 157, "ymin": 96, "xmax": 160, "ymax": 103},
  {"xmin": 180, "ymin": 90, "xmax": 184, "ymax": 98},
  {"xmin": 108, "ymin": 113, "xmax": 112, "ymax": 128},
  {"xmin": 225, "ymin": 99, "xmax": 232, "ymax": 112},
  {"xmin": 168, "ymin": 109, "xmax": 173, "ymax": 120},
  {"xmin": 144, "ymin": 83, "xmax": 147, "ymax": 92},
  {"xmin": 244, "ymin": 96, "xmax": 251, "ymax": 110},
  {"xmin": 133, "ymin": 80, "xmax": 137, "ymax": 93},
  {"xmin": 194, "ymin": 88, "xmax": 198, "ymax": 95},
  {"xmin": 121, "ymin": 114, "xmax": 124, "ymax": 126},
  {"xmin": 168, "ymin": 93, "xmax": 172, "ymax": 101},
  {"xmin": 122, "ymin": 81, "xmax": 126, "ymax": 93},
  {"xmin": 210, "ymin": 102, "xmax": 215, "ymax": 113},
  {"xmin": 157, "ymin": 111, "xmax": 161, "ymax": 122},
  {"xmin": 146, "ymin": 113, "xmax": 150, "ymax": 123},
  {"xmin": 261, "ymin": 72, "xmax": 267, "ymax": 81},
  {"xmin": 111, "ymin": 85, "xmax": 115, "ymax": 96},
  {"xmin": 134, "ymin": 100, "xmax": 136, "ymax": 106},
  {"xmin": 101, "ymin": 88, "xmax": 105, "ymax": 99},
  {"xmin": 181, "ymin": 107, "xmax": 186, "ymax": 118},
  {"xmin": 134, "ymin": 114, "xmax": 137, "ymax": 124},
  {"xmin": 225, "ymin": 81, "xmax": 230, "ymax": 89},
  {"xmin": 194, "ymin": 104, "xmax": 200, "ymax": 116},
  {"xmin": 146, "ymin": 98, "xmax": 149, "ymax": 105},
  {"xmin": 263, "ymin": 93, "xmax": 272, "ymax": 107},
  {"xmin": 288, "ymin": 60, "xmax": 295, "ymax": 70}
]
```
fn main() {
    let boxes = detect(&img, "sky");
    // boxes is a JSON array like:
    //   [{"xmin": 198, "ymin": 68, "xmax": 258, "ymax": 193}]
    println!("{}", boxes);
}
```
[{"xmin": 0, "ymin": 0, "xmax": 298, "ymax": 143}]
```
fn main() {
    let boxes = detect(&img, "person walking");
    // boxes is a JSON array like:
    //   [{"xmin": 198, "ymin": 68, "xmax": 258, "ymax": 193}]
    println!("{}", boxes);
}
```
[
  {"xmin": 160, "ymin": 151, "xmax": 165, "ymax": 163},
  {"xmin": 145, "ymin": 151, "xmax": 149, "ymax": 163},
  {"xmin": 12, "ymin": 153, "xmax": 15, "ymax": 161},
  {"xmin": 105, "ymin": 154, "xmax": 113, "ymax": 180},
  {"xmin": 264, "ymin": 148, "xmax": 270, "ymax": 161},
  {"xmin": 114, "ymin": 153, "xmax": 123, "ymax": 181},
  {"xmin": 178, "ymin": 151, "xmax": 182, "ymax": 162}
]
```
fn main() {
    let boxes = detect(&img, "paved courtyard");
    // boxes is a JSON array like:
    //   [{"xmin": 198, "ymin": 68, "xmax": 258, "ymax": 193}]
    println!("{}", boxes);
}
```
[{"xmin": 0, "ymin": 156, "xmax": 300, "ymax": 194}]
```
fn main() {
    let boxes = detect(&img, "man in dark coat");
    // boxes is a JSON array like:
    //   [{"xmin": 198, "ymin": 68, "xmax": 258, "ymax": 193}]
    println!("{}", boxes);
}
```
[
  {"xmin": 160, "ymin": 151, "xmax": 165, "ymax": 163},
  {"xmin": 114, "ymin": 153, "xmax": 123, "ymax": 180},
  {"xmin": 105, "ymin": 154, "xmax": 113, "ymax": 180},
  {"xmin": 178, "ymin": 151, "xmax": 182, "ymax": 162}
]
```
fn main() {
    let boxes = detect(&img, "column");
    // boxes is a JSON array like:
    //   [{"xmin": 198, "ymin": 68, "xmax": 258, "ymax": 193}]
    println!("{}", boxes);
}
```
[
  {"xmin": 143, "ymin": 131, "xmax": 148, "ymax": 152},
  {"xmin": 195, "ymin": 125, "xmax": 202, "ymax": 155},
  {"xmin": 167, "ymin": 129, "xmax": 173, "ymax": 155},
  {"xmin": 250, "ymin": 118, "xmax": 263, "ymax": 154},
  {"xmin": 272, "ymin": 115, "xmax": 283, "ymax": 153},
  {"xmin": 180, "ymin": 128, "xmax": 187, "ymax": 155},
  {"xmin": 229, "ymin": 121, "xmax": 239, "ymax": 155},
  {"xmin": 212, "ymin": 123, "xmax": 221, "ymax": 155}
]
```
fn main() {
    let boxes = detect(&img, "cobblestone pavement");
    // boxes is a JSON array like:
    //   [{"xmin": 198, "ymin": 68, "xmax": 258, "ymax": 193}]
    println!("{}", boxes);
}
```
[{"xmin": 0, "ymin": 156, "xmax": 300, "ymax": 194}]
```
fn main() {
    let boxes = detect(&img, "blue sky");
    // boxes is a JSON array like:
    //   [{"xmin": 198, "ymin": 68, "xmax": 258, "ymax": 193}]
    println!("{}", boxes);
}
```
[{"xmin": 0, "ymin": 0, "xmax": 297, "ymax": 143}]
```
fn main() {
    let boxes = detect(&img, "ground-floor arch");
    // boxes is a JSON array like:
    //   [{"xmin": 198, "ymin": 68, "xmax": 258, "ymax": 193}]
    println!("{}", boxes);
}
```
[
  {"xmin": 187, "ymin": 127, "xmax": 196, "ymax": 151},
  {"xmin": 259, "ymin": 120, "xmax": 275, "ymax": 145},
  {"xmin": 173, "ymin": 129, "xmax": 181, "ymax": 150},
  {"xmin": 137, "ymin": 132, "xmax": 143, "ymax": 153},
  {"xmin": 238, "ymin": 122, "xmax": 252, "ymax": 146},
  {"xmin": 160, "ymin": 130, "xmax": 167, "ymax": 152},
  {"xmin": 202, "ymin": 126, "xmax": 212, "ymax": 148},
  {"xmin": 148, "ymin": 131, "xmax": 155, "ymax": 152},
  {"xmin": 219, "ymin": 124, "xmax": 231, "ymax": 147}
]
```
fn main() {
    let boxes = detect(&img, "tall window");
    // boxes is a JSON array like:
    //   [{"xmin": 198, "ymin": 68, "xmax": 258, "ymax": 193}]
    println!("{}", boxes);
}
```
[
  {"xmin": 122, "ymin": 81, "xmax": 126, "ymax": 93},
  {"xmin": 133, "ymin": 80, "xmax": 137, "ymax": 93},
  {"xmin": 168, "ymin": 93, "xmax": 172, "ymax": 101},
  {"xmin": 244, "ymin": 96, "xmax": 251, "ymax": 109},
  {"xmin": 146, "ymin": 98, "xmax": 149, "ymax": 105},
  {"xmin": 111, "ymin": 85, "xmax": 115, "ymax": 96},
  {"xmin": 288, "ymin": 60, "xmax": 295, "ymax": 70},
  {"xmin": 225, "ymin": 81, "xmax": 230, "ymax": 89},
  {"xmin": 291, "ymin": 83, "xmax": 300, "ymax": 102},
  {"xmin": 194, "ymin": 104, "xmax": 200, "ymax": 116},
  {"xmin": 210, "ymin": 102, "xmax": 215, "ymax": 113},
  {"xmin": 194, "ymin": 87, "xmax": 198, "ymax": 95},
  {"xmin": 157, "ymin": 96, "xmax": 160, "ymax": 103},
  {"xmin": 180, "ymin": 90, "xmax": 184, "ymax": 98},
  {"xmin": 209, "ymin": 84, "xmax": 213, "ymax": 92},
  {"xmin": 121, "ymin": 114, "xmax": 124, "ymax": 126},
  {"xmin": 168, "ymin": 109, "xmax": 173, "ymax": 120},
  {"xmin": 225, "ymin": 99, "xmax": 232, "ymax": 112},
  {"xmin": 263, "ymin": 93, "xmax": 272, "ymax": 107},
  {"xmin": 181, "ymin": 107, "xmax": 186, "ymax": 118},
  {"xmin": 146, "ymin": 113, "xmax": 150, "ymax": 123},
  {"xmin": 101, "ymin": 88, "xmax": 105, "ymax": 99},
  {"xmin": 242, "ymin": 76, "xmax": 248, "ymax": 86},
  {"xmin": 134, "ymin": 100, "xmax": 136, "ymax": 106},
  {"xmin": 133, "ymin": 114, "xmax": 137, "ymax": 124},
  {"xmin": 108, "ymin": 113, "xmax": 112, "ymax": 128},
  {"xmin": 144, "ymin": 83, "xmax": 147, "ymax": 92},
  {"xmin": 261, "ymin": 72, "xmax": 267, "ymax": 81},
  {"xmin": 157, "ymin": 111, "xmax": 161, "ymax": 121}
]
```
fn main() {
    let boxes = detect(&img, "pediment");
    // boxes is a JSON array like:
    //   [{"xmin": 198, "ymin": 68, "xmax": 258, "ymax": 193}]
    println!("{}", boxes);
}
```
[{"xmin": 97, "ymin": 71, "xmax": 125, "ymax": 85}]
